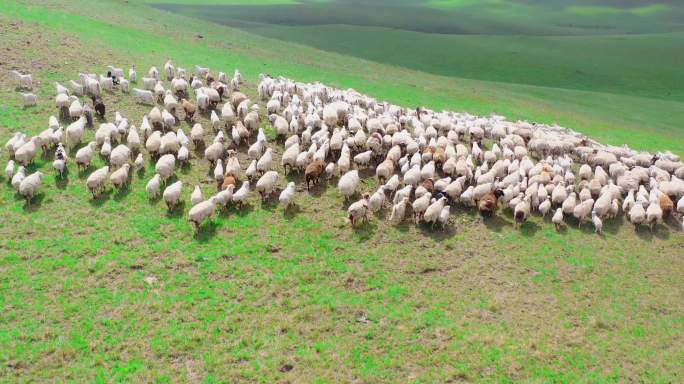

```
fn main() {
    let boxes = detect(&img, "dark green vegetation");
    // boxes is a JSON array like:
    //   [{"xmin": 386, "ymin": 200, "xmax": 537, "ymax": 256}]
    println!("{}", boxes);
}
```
[
  {"xmin": 152, "ymin": 0, "xmax": 684, "ymax": 101},
  {"xmin": 1, "ymin": 0, "xmax": 683, "ymax": 382}
]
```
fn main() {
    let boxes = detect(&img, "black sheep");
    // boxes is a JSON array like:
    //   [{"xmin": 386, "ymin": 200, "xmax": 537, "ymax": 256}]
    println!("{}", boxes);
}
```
[{"xmin": 91, "ymin": 95, "xmax": 105, "ymax": 119}]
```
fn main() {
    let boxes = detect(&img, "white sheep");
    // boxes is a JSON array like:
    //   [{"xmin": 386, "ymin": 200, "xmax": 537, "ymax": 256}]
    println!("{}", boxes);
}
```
[
  {"xmin": 134, "ymin": 153, "xmax": 144, "ymax": 171},
  {"xmin": 423, "ymin": 196, "xmax": 447, "ymax": 228},
  {"xmin": 14, "ymin": 137, "xmax": 40, "ymax": 166},
  {"xmin": 75, "ymin": 142, "xmax": 97, "ymax": 170},
  {"xmin": 66, "ymin": 116, "xmax": 86, "ymax": 149},
  {"xmin": 133, "ymin": 88, "xmax": 154, "ymax": 104},
  {"xmin": 552, "ymin": 208, "xmax": 564, "ymax": 231},
  {"xmin": 19, "ymin": 171, "xmax": 43, "ymax": 205},
  {"xmin": 11, "ymin": 166, "xmax": 26, "ymax": 191},
  {"xmin": 191, "ymin": 185, "xmax": 203, "ymax": 207},
  {"xmin": 10, "ymin": 70, "xmax": 33, "ymax": 89},
  {"xmin": 348, "ymin": 195, "xmax": 370, "ymax": 226},
  {"xmin": 110, "ymin": 164, "xmax": 131, "ymax": 190},
  {"xmin": 146, "ymin": 174, "xmax": 161, "ymax": 198},
  {"xmin": 5, "ymin": 160, "xmax": 15, "ymax": 180},
  {"xmin": 21, "ymin": 93, "xmax": 37, "ymax": 107},
  {"xmin": 86, "ymin": 166, "xmax": 110, "ymax": 197},
  {"xmin": 188, "ymin": 197, "xmax": 218, "ymax": 232},
  {"xmin": 279, "ymin": 182, "xmax": 297, "ymax": 211},
  {"xmin": 110, "ymin": 144, "xmax": 131, "ymax": 169},
  {"xmin": 163, "ymin": 181, "xmax": 183, "ymax": 211},
  {"xmin": 232, "ymin": 181, "xmax": 250, "ymax": 207},
  {"xmin": 256, "ymin": 171, "xmax": 279, "ymax": 200},
  {"xmin": 256, "ymin": 148, "xmax": 273, "ymax": 174},
  {"xmin": 155, "ymin": 154, "xmax": 176, "ymax": 182},
  {"xmin": 388, "ymin": 197, "xmax": 409, "ymax": 225},
  {"xmin": 338, "ymin": 170, "xmax": 359, "ymax": 200}
]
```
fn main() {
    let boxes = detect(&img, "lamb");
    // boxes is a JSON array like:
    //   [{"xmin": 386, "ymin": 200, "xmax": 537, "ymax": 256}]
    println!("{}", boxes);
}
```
[
  {"xmin": 86, "ymin": 166, "xmax": 109, "ymax": 197},
  {"xmin": 163, "ymin": 181, "xmax": 183, "ymax": 211},
  {"xmin": 21, "ymin": 93, "xmax": 37, "ymax": 107},
  {"xmin": 188, "ymin": 197, "xmax": 218, "ymax": 233},
  {"xmin": 214, "ymin": 159, "xmax": 224, "ymax": 185},
  {"xmin": 348, "ymin": 194, "xmax": 370, "ymax": 227},
  {"xmin": 19, "ymin": 171, "xmax": 43, "ymax": 205},
  {"xmin": 256, "ymin": 171, "xmax": 279, "ymax": 200},
  {"xmin": 279, "ymin": 182, "xmax": 296, "ymax": 211},
  {"xmin": 338, "ymin": 170, "xmax": 360, "ymax": 200},
  {"xmin": 11, "ymin": 166, "xmax": 26, "ymax": 191},
  {"xmin": 5, "ymin": 160, "xmax": 15, "ymax": 180},
  {"xmin": 388, "ymin": 197, "xmax": 409, "ymax": 225},
  {"xmin": 52, "ymin": 143, "xmax": 67, "ymax": 177},
  {"xmin": 232, "ymin": 181, "xmax": 250, "ymax": 208},
  {"xmin": 146, "ymin": 174, "xmax": 161, "ymax": 199},
  {"xmin": 109, "ymin": 164, "xmax": 131, "ymax": 190},
  {"xmin": 552, "ymin": 208, "xmax": 564, "ymax": 231},
  {"xmin": 591, "ymin": 211, "xmax": 603, "ymax": 234},
  {"xmin": 134, "ymin": 153, "xmax": 144, "ymax": 172}
]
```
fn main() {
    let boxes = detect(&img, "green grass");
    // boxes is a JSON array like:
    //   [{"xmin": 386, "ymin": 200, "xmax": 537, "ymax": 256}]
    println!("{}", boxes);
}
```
[{"xmin": 0, "ymin": 0, "xmax": 683, "ymax": 382}]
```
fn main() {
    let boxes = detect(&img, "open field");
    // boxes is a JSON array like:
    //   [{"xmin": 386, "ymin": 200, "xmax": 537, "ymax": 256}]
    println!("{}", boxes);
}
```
[
  {"xmin": 1, "ymin": 0, "xmax": 683, "ymax": 382},
  {"xmin": 152, "ymin": 0, "xmax": 684, "ymax": 101}
]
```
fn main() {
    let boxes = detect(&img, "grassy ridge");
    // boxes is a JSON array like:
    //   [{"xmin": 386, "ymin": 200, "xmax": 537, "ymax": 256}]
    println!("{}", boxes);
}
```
[{"xmin": 0, "ymin": 1, "xmax": 683, "ymax": 382}]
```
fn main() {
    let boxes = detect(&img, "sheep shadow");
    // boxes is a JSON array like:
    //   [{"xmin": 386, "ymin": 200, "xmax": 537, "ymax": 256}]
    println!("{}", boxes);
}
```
[
  {"xmin": 419, "ymin": 222, "xmax": 457, "ymax": 240},
  {"xmin": 283, "ymin": 204, "xmax": 301, "ymax": 220},
  {"xmin": 113, "ymin": 185, "xmax": 132, "ymax": 201},
  {"xmin": 481, "ymin": 213, "xmax": 508, "ymax": 233},
  {"xmin": 352, "ymin": 220, "xmax": 377, "ymax": 242},
  {"xmin": 165, "ymin": 201, "xmax": 186, "ymax": 218},
  {"xmin": 77, "ymin": 165, "xmax": 94, "ymax": 179},
  {"xmin": 89, "ymin": 190, "xmax": 112, "ymax": 207},
  {"xmin": 137, "ymin": 168, "xmax": 146, "ymax": 178},
  {"xmin": 519, "ymin": 220, "xmax": 541, "ymax": 237},
  {"xmin": 54, "ymin": 172, "xmax": 69, "ymax": 190},
  {"xmin": 22, "ymin": 192, "xmax": 45, "ymax": 212},
  {"xmin": 260, "ymin": 195, "xmax": 279, "ymax": 211},
  {"xmin": 194, "ymin": 220, "xmax": 219, "ymax": 243}
]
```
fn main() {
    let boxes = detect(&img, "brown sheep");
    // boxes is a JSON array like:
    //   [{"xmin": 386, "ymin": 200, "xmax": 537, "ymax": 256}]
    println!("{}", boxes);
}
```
[
  {"xmin": 433, "ymin": 147, "xmax": 446, "ymax": 169},
  {"xmin": 305, "ymin": 160, "xmax": 326, "ymax": 190},
  {"xmin": 231, "ymin": 92, "xmax": 247, "ymax": 109},
  {"xmin": 421, "ymin": 178, "xmax": 434, "ymax": 194},
  {"xmin": 222, "ymin": 174, "xmax": 237, "ymax": 191},
  {"xmin": 478, "ymin": 189, "xmax": 504, "ymax": 216},
  {"xmin": 660, "ymin": 194, "xmax": 674, "ymax": 218},
  {"xmin": 181, "ymin": 99, "xmax": 196, "ymax": 122}
]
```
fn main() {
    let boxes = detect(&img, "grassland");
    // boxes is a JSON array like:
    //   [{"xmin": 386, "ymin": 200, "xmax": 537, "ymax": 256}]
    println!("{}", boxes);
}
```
[{"xmin": 1, "ymin": 0, "xmax": 683, "ymax": 382}]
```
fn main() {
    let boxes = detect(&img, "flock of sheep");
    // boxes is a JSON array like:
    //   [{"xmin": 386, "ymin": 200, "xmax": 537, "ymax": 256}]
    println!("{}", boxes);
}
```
[{"xmin": 6, "ymin": 61, "xmax": 684, "ymax": 235}]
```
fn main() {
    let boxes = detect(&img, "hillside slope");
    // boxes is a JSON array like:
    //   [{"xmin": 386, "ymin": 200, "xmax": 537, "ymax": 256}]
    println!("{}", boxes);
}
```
[{"xmin": 0, "ymin": 1, "xmax": 682, "ymax": 383}]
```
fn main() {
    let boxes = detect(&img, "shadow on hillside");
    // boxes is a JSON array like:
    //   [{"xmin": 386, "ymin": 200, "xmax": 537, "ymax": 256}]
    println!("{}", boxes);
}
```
[
  {"xmin": 22, "ymin": 192, "xmax": 45, "ymax": 212},
  {"xmin": 89, "ymin": 190, "xmax": 111, "ymax": 207},
  {"xmin": 195, "ymin": 220, "xmax": 219, "ymax": 242}
]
